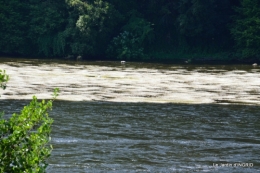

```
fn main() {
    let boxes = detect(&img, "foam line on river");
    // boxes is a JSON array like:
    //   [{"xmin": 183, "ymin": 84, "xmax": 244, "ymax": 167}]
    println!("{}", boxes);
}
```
[{"xmin": 1, "ymin": 59, "xmax": 260, "ymax": 105}]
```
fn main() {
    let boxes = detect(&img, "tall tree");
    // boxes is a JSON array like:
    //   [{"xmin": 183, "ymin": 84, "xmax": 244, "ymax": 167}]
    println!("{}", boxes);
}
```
[
  {"xmin": 28, "ymin": 0, "xmax": 68, "ymax": 57},
  {"xmin": 231, "ymin": 0, "xmax": 260, "ymax": 59},
  {"xmin": 176, "ymin": 0, "xmax": 232, "ymax": 51},
  {"xmin": 0, "ymin": 0, "xmax": 29, "ymax": 55},
  {"xmin": 64, "ymin": 0, "xmax": 122, "ymax": 58}
]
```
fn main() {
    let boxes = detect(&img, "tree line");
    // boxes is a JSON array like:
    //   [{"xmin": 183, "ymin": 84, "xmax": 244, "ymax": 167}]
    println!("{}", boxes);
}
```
[{"xmin": 0, "ymin": 0, "xmax": 259, "ymax": 62}]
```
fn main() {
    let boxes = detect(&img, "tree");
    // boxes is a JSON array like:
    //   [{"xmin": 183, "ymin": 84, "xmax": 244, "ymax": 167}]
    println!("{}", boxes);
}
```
[
  {"xmin": 64, "ymin": 0, "xmax": 122, "ymax": 58},
  {"xmin": 28, "ymin": 0, "xmax": 68, "ymax": 57},
  {"xmin": 0, "ymin": 0, "xmax": 245, "ymax": 61},
  {"xmin": 231, "ymin": 0, "xmax": 260, "ymax": 59},
  {"xmin": 106, "ymin": 12, "xmax": 154, "ymax": 60},
  {"xmin": 0, "ymin": 0, "xmax": 68, "ymax": 57},
  {"xmin": 0, "ymin": 0, "xmax": 29, "ymax": 56},
  {"xmin": 176, "ymin": 0, "xmax": 232, "ymax": 51}
]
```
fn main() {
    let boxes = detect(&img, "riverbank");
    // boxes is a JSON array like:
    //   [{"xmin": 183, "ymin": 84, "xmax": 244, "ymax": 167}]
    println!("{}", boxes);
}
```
[{"xmin": 1, "ymin": 50, "xmax": 260, "ymax": 65}]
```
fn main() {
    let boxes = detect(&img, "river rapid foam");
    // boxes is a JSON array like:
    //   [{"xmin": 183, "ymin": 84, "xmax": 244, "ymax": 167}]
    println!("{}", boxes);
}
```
[{"xmin": 1, "ymin": 58, "xmax": 260, "ymax": 105}]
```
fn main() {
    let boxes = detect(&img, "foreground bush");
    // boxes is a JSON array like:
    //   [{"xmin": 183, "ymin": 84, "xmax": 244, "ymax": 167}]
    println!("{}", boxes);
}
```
[
  {"xmin": 0, "ymin": 69, "xmax": 59, "ymax": 172},
  {"xmin": 0, "ymin": 70, "xmax": 9, "ymax": 90}
]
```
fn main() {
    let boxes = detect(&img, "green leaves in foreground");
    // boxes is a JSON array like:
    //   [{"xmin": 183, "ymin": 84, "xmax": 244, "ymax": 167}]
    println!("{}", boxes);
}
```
[
  {"xmin": 0, "ymin": 69, "xmax": 9, "ymax": 90},
  {"xmin": 0, "ymin": 88, "xmax": 59, "ymax": 173}
]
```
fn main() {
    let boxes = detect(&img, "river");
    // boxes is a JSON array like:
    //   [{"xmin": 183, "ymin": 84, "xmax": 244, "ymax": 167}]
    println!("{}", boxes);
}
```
[{"xmin": 0, "ymin": 58, "xmax": 259, "ymax": 172}]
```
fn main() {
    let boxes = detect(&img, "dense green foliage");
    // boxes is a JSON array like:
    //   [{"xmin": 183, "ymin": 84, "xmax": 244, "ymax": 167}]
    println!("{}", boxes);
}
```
[
  {"xmin": 0, "ymin": 70, "xmax": 59, "ymax": 172},
  {"xmin": 0, "ymin": 70, "xmax": 9, "ymax": 90},
  {"xmin": 0, "ymin": 0, "xmax": 259, "ymax": 62},
  {"xmin": 231, "ymin": 0, "xmax": 260, "ymax": 60}
]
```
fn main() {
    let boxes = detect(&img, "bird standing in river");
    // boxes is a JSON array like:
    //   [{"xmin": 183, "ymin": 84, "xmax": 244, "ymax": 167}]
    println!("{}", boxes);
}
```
[
  {"xmin": 77, "ymin": 56, "xmax": 82, "ymax": 61},
  {"xmin": 185, "ymin": 59, "xmax": 191, "ymax": 63}
]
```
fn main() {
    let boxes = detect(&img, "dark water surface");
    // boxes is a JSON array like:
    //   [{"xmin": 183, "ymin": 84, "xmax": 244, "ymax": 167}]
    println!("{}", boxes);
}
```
[{"xmin": 2, "ymin": 100, "xmax": 259, "ymax": 172}]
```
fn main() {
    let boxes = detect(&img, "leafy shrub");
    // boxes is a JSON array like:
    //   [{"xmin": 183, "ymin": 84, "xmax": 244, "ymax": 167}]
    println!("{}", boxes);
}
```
[
  {"xmin": 0, "ymin": 70, "xmax": 59, "ymax": 172},
  {"xmin": 0, "ymin": 69, "xmax": 9, "ymax": 90}
]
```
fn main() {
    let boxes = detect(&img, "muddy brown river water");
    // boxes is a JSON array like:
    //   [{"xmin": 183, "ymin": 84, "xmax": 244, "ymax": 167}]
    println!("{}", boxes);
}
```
[{"xmin": 0, "ymin": 58, "xmax": 260, "ymax": 172}]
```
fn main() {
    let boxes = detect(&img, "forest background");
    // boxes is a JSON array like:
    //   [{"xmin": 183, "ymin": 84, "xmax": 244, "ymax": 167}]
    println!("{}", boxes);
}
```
[{"xmin": 0, "ymin": 0, "xmax": 259, "ymax": 63}]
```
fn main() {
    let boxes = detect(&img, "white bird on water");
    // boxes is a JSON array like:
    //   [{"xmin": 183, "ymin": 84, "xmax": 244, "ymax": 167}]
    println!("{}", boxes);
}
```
[
  {"xmin": 252, "ymin": 63, "xmax": 257, "ymax": 66},
  {"xmin": 121, "ymin": 61, "xmax": 126, "ymax": 64}
]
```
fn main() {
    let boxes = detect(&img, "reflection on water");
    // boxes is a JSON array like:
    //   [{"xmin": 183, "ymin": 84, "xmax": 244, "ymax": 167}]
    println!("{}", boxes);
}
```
[{"xmin": 2, "ymin": 101, "xmax": 258, "ymax": 172}]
